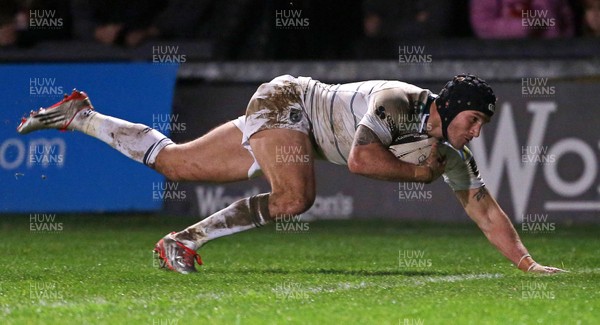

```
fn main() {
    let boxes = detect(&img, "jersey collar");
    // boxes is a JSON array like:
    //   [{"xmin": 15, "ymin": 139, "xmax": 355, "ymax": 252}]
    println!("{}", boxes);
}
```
[{"xmin": 419, "ymin": 94, "xmax": 436, "ymax": 134}]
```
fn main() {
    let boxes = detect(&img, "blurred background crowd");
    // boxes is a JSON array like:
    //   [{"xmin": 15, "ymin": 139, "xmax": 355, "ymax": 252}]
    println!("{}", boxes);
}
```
[{"xmin": 0, "ymin": 0, "xmax": 598, "ymax": 60}]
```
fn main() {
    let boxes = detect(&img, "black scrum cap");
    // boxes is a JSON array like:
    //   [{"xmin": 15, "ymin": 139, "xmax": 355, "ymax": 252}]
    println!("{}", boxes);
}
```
[{"xmin": 435, "ymin": 74, "xmax": 497, "ymax": 140}]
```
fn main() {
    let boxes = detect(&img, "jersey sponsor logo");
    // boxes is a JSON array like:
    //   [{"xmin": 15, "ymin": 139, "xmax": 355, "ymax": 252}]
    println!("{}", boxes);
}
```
[{"xmin": 289, "ymin": 109, "xmax": 302, "ymax": 123}]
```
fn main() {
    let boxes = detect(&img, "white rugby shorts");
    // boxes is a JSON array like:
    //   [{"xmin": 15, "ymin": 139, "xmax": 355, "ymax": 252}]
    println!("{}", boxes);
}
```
[{"xmin": 232, "ymin": 75, "xmax": 311, "ymax": 178}]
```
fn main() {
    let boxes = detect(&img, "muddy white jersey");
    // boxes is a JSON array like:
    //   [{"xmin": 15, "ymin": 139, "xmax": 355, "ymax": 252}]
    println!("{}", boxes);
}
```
[
  {"xmin": 296, "ymin": 76, "xmax": 484, "ymax": 191},
  {"xmin": 297, "ymin": 76, "xmax": 432, "ymax": 162}
]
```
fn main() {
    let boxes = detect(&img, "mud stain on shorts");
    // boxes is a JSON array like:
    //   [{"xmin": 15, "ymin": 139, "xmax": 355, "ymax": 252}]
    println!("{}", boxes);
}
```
[{"xmin": 246, "ymin": 80, "xmax": 303, "ymax": 120}]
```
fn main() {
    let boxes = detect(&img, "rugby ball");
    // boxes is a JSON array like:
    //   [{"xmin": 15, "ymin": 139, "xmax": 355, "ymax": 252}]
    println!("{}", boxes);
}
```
[{"xmin": 388, "ymin": 134, "xmax": 436, "ymax": 165}]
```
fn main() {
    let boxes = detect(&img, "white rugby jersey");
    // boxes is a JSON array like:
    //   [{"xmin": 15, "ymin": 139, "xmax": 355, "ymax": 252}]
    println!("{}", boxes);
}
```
[{"xmin": 296, "ymin": 76, "xmax": 484, "ymax": 191}]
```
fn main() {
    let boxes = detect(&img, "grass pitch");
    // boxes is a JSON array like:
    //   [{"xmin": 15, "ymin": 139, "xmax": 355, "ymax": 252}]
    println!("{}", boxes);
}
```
[{"xmin": 1, "ymin": 214, "xmax": 599, "ymax": 325}]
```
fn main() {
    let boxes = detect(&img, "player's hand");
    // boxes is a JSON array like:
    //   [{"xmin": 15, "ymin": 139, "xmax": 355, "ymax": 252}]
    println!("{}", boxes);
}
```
[
  {"xmin": 527, "ymin": 263, "xmax": 567, "ymax": 274},
  {"xmin": 422, "ymin": 142, "xmax": 446, "ymax": 183}
]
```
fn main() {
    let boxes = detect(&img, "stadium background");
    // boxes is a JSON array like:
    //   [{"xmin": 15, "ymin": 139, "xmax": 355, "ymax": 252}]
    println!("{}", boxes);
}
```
[
  {"xmin": 2, "ymin": 2, "xmax": 600, "ymax": 324},
  {"xmin": 1, "ymin": 0, "xmax": 600, "ymax": 225}
]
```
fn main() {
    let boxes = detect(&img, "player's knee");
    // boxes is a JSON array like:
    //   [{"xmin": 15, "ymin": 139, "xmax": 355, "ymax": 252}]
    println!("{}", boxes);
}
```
[{"xmin": 269, "ymin": 191, "xmax": 315, "ymax": 218}]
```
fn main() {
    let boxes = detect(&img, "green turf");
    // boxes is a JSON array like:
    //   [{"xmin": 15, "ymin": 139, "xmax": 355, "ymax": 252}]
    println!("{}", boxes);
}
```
[{"xmin": 0, "ymin": 214, "xmax": 598, "ymax": 325}]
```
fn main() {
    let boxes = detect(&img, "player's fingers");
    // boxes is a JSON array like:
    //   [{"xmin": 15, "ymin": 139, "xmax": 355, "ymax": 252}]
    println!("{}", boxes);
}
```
[
  {"xmin": 529, "ymin": 264, "xmax": 567, "ymax": 274},
  {"xmin": 544, "ymin": 266, "xmax": 567, "ymax": 273}
]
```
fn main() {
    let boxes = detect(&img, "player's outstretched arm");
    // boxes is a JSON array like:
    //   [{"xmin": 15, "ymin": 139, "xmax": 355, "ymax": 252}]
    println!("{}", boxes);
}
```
[
  {"xmin": 348, "ymin": 125, "xmax": 445, "ymax": 183},
  {"xmin": 455, "ymin": 186, "xmax": 566, "ymax": 274}
]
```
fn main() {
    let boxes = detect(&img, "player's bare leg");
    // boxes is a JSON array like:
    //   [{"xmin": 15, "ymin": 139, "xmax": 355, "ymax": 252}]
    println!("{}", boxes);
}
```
[
  {"xmin": 163, "ymin": 129, "xmax": 316, "ymax": 273},
  {"xmin": 17, "ymin": 90, "xmax": 253, "ymax": 183},
  {"xmin": 248, "ymin": 129, "xmax": 316, "ymax": 218},
  {"xmin": 77, "ymin": 110, "xmax": 255, "ymax": 182},
  {"xmin": 155, "ymin": 75, "xmax": 319, "ymax": 273},
  {"xmin": 154, "ymin": 122, "xmax": 253, "ymax": 182},
  {"xmin": 78, "ymin": 113, "xmax": 253, "ymax": 181},
  {"xmin": 19, "ymin": 87, "xmax": 317, "ymax": 273}
]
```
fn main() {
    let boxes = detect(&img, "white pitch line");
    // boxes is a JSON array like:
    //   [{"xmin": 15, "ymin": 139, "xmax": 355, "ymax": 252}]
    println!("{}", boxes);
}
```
[
  {"xmin": 572, "ymin": 267, "xmax": 600, "ymax": 274},
  {"xmin": 412, "ymin": 273, "xmax": 504, "ymax": 285},
  {"xmin": 276, "ymin": 273, "xmax": 505, "ymax": 296}
]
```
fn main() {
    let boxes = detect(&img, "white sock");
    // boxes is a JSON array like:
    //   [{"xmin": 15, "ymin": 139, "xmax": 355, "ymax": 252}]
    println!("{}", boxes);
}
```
[
  {"xmin": 175, "ymin": 194, "xmax": 271, "ymax": 250},
  {"xmin": 71, "ymin": 110, "xmax": 173, "ymax": 167}
]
